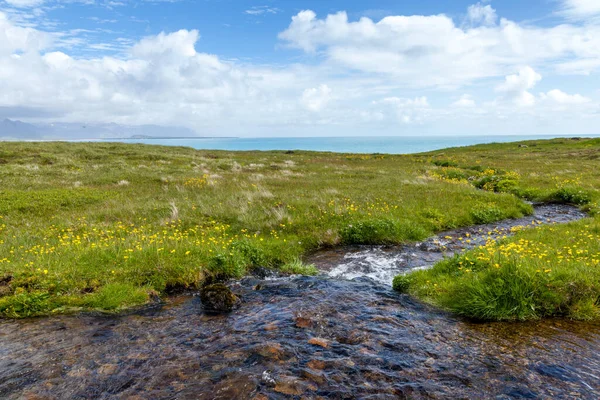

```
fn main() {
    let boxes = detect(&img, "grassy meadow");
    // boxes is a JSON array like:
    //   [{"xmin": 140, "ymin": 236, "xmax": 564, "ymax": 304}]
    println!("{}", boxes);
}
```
[
  {"xmin": 0, "ymin": 138, "xmax": 598, "ymax": 319},
  {"xmin": 396, "ymin": 138, "xmax": 600, "ymax": 320}
]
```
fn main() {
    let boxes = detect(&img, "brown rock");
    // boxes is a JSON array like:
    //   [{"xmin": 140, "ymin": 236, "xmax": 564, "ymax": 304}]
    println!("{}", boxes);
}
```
[
  {"xmin": 97, "ymin": 364, "xmax": 118, "ymax": 375},
  {"xmin": 307, "ymin": 359, "xmax": 326, "ymax": 370},
  {"xmin": 274, "ymin": 377, "xmax": 305, "ymax": 396},
  {"xmin": 301, "ymin": 368, "xmax": 326, "ymax": 385},
  {"xmin": 256, "ymin": 343, "xmax": 284, "ymax": 360},
  {"xmin": 308, "ymin": 337, "xmax": 329, "ymax": 348},
  {"xmin": 200, "ymin": 283, "xmax": 240, "ymax": 314},
  {"xmin": 336, "ymin": 330, "xmax": 366, "ymax": 345},
  {"xmin": 264, "ymin": 323, "xmax": 278, "ymax": 331},
  {"xmin": 295, "ymin": 317, "xmax": 312, "ymax": 328},
  {"xmin": 213, "ymin": 374, "xmax": 257, "ymax": 399}
]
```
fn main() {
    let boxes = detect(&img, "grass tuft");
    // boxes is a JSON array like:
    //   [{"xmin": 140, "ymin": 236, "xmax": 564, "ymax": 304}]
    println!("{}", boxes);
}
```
[{"xmin": 279, "ymin": 258, "xmax": 318, "ymax": 276}]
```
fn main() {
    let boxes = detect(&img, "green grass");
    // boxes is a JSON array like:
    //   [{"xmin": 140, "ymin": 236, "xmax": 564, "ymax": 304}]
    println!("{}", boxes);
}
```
[
  {"xmin": 395, "ymin": 219, "xmax": 600, "ymax": 321},
  {"xmin": 394, "ymin": 137, "xmax": 600, "ymax": 321},
  {"xmin": 279, "ymin": 258, "xmax": 318, "ymax": 276},
  {"xmin": 0, "ymin": 138, "xmax": 599, "ymax": 318}
]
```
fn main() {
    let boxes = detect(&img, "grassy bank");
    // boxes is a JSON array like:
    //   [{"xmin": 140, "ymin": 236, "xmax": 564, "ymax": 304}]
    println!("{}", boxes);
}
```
[
  {"xmin": 395, "ymin": 138, "xmax": 600, "ymax": 321},
  {"xmin": 0, "ymin": 138, "xmax": 598, "ymax": 318}
]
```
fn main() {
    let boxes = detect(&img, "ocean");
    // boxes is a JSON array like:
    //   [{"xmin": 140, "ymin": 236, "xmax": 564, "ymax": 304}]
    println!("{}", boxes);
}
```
[{"xmin": 100, "ymin": 135, "xmax": 597, "ymax": 154}]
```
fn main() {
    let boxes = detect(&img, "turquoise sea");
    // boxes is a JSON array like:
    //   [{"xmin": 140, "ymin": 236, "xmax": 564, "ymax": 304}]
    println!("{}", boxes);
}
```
[{"xmin": 103, "ymin": 135, "xmax": 598, "ymax": 154}]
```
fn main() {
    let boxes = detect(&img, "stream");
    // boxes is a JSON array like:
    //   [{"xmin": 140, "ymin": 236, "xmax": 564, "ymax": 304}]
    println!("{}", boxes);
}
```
[{"xmin": 0, "ymin": 204, "xmax": 598, "ymax": 399}]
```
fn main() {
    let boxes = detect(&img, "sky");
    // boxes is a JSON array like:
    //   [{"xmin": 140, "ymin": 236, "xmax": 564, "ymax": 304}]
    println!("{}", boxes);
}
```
[{"xmin": 0, "ymin": 0, "xmax": 599, "ymax": 137}]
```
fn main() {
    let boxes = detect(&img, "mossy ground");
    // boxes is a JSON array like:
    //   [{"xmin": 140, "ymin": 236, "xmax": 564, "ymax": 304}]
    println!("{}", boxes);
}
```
[{"xmin": 0, "ymin": 138, "xmax": 598, "ymax": 318}]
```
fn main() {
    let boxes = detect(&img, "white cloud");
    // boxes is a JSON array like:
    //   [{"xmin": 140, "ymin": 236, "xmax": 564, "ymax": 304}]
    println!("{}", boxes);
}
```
[
  {"xmin": 300, "ymin": 84, "xmax": 332, "ymax": 112},
  {"xmin": 452, "ymin": 94, "xmax": 476, "ymax": 107},
  {"xmin": 496, "ymin": 66, "xmax": 542, "ymax": 106},
  {"xmin": 0, "ymin": 15, "xmax": 309, "ymax": 129},
  {"xmin": 278, "ymin": 8, "xmax": 600, "ymax": 85},
  {"xmin": 376, "ymin": 96, "xmax": 429, "ymax": 108},
  {"xmin": 466, "ymin": 2, "xmax": 497, "ymax": 26},
  {"xmin": 370, "ymin": 96, "xmax": 431, "ymax": 124},
  {"xmin": 0, "ymin": 11, "xmax": 50, "ymax": 54},
  {"xmin": 131, "ymin": 29, "xmax": 199, "ymax": 58},
  {"xmin": 0, "ymin": 5, "xmax": 598, "ymax": 137},
  {"xmin": 3, "ymin": 0, "xmax": 45, "ymax": 7},
  {"xmin": 561, "ymin": 0, "xmax": 600, "ymax": 18},
  {"xmin": 540, "ymin": 89, "xmax": 591, "ymax": 104},
  {"xmin": 245, "ymin": 6, "xmax": 280, "ymax": 16}
]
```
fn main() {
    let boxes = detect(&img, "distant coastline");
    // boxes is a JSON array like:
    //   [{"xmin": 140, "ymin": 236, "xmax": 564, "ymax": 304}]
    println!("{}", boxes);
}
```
[
  {"xmin": 2, "ymin": 134, "xmax": 598, "ymax": 154},
  {"xmin": 106, "ymin": 135, "xmax": 238, "ymax": 140}
]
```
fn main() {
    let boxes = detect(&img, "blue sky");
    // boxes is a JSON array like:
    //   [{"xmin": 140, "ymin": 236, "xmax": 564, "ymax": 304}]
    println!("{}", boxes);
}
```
[{"xmin": 0, "ymin": 0, "xmax": 599, "ymax": 136}]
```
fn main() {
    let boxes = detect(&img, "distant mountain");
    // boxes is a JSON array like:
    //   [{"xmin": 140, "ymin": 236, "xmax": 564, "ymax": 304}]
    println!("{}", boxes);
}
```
[
  {"xmin": 0, "ymin": 119, "xmax": 42, "ymax": 139},
  {"xmin": 0, "ymin": 119, "xmax": 201, "ymax": 140}
]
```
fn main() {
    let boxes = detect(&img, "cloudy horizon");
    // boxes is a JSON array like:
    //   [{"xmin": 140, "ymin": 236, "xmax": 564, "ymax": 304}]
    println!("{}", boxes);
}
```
[{"xmin": 1, "ymin": 0, "xmax": 599, "ymax": 137}]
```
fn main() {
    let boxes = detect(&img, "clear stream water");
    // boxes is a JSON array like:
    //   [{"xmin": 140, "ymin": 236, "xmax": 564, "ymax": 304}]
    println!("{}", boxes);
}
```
[
  {"xmin": 0, "ymin": 205, "xmax": 598, "ymax": 399},
  {"xmin": 102, "ymin": 135, "xmax": 599, "ymax": 154}
]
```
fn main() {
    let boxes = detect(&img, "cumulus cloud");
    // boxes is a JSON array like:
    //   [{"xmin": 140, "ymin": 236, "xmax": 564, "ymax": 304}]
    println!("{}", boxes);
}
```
[
  {"xmin": 452, "ymin": 94, "xmax": 476, "ymax": 108},
  {"xmin": 0, "ymin": 12, "xmax": 50, "ymax": 54},
  {"xmin": 0, "ymin": 4, "xmax": 598, "ymax": 136},
  {"xmin": 278, "ymin": 8, "xmax": 600, "ymax": 85},
  {"xmin": 540, "ymin": 89, "xmax": 591, "ymax": 104},
  {"xmin": 300, "ymin": 84, "xmax": 332, "ymax": 112},
  {"xmin": 496, "ymin": 67, "xmax": 542, "ymax": 106},
  {"xmin": 3, "ymin": 0, "xmax": 45, "ymax": 7},
  {"xmin": 370, "ymin": 96, "xmax": 431, "ymax": 124},
  {"xmin": 131, "ymin": 29, "xmax": 200, "ymax": 58},
  {"xmin": 560, "ymin": 0, "xmax": 600, "ymax": 18},
  {"xmin": 0, "ymin": 14, "xmax": 308, "ymax": 129},
  {"xmin": 466, "ymin": 2, "xmax": 497, "ymax": 26},
  {"xmin": 375, "ymin": 97, "xmax": 429, "ymax": 108}
]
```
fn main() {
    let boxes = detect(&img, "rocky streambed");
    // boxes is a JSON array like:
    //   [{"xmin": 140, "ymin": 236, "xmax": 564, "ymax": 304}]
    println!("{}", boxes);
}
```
[{"xmin": 0, "ymin": 204, "xmax": 598, "ymax": 399}]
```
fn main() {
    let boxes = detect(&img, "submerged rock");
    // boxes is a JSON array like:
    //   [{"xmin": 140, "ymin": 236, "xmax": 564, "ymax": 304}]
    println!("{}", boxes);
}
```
[{"xmin": 200, "ymin": 284, "xmax": 240, "ymax": 314}]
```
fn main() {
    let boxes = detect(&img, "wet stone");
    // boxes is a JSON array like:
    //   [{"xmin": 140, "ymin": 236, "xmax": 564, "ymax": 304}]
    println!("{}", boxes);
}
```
[
  {"xmin": 254, "ymin": 343, "xmax": 287, "ymax": 360},
  {"xmin": 307, "ymin": 360, "xmax": 326, "ymax": 370},
  {"xmin": 336, "ymin": 330, "xmax": 367, "ymax": 345},
  {"xmin": 301, "ymin": 368, "xmax": 327, "ymax": 385},
  {"xmin": 295, "ymin": 316, "xmax": 312, "ymax": 328},
  {"xmin": 212, "ymin": 374, "xmax": 258, "ymax": 400},
  {"xmin": 273, "ymin": 376, "xmax": 307, "ymax": 396},
  {"xmin": 308, "ymin": 338, "xmax": 330, "ymax": 348},
  {"xmin": 200, "ymin": 283, "xmax": 240, "ymax": 314}
]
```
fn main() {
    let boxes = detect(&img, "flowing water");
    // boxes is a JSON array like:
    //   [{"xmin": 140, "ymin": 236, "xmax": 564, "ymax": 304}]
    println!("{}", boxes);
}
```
[
  {"xmin": 307, "ymin": 204, "xmax": 589, "ymax": 285},
  {"xmin": 0, "ymin": 205, "xmax": 598, "ymax": 399}
]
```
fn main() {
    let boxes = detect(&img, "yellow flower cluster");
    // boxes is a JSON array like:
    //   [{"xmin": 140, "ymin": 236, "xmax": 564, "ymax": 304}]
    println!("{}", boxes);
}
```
[
  {"xmin": 183, "ymin": 175, "xmax": 209, "ymax": 188},
  {"xmin": 427, "ymin": 167, "xmax": 469, "ymax": 184},
  {"xmin": 460, "ymin": 225, "xmax": 600, "ymax": 273},
  {"xmin": 552, "ymin": 176, "xmax": 583, "ymax": 188},
  {"xmin": 0, "ymin": 216, "xmax": 288, "ymax": 276}
]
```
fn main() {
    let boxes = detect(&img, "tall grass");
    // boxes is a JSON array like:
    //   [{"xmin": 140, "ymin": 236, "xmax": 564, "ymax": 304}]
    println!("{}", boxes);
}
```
[
  {"xmin": 0, "ymin": 141, "xmax": 531, "ymax": 317},
  {"xmin": 395, "ymin": 219, "xmax": 600, "ymax": 321},
  {"xmin": 1, "ymin": 138, "xmax": 599, "ymax": 318}
]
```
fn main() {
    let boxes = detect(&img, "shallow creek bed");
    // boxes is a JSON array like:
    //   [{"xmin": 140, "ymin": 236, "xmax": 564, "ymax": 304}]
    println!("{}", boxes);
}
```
[{"xmin": 0, "ymin": 205, "xmax": 598, "ymax": 399}]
